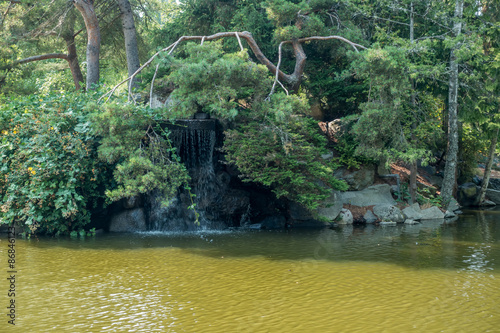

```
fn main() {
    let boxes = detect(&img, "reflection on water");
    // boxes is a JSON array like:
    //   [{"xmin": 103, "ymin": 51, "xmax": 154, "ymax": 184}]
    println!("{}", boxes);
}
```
[{"xmin": 1, "ymin": 209, "xmax": 500, "ymax": 332}]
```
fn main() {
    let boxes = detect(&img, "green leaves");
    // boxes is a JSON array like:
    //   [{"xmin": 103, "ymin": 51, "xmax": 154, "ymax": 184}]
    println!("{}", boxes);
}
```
[
  {"xmin": 224, "ymin": 92, "xmax": 347, "ymax": 211},
  {"xmin": 0, "ymin": 92, "xmax": 110, "ymax": 235},
  {"xmin": 91, "ymin": 102, "xmax": 190, "ymax": 208},
  {"xmin": 157, "ymin": 42, "xmax": 272, "ymax": 120}
]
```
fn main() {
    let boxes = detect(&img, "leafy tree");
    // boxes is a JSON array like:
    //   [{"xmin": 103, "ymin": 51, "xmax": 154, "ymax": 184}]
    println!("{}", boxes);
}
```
[
  {"xmin": 348, "ymin": 45, "xmax": 441, "ymax": 178},
  {"xmin": 141, "ymin": 43, "xmax": 348, "ymax": 211}
]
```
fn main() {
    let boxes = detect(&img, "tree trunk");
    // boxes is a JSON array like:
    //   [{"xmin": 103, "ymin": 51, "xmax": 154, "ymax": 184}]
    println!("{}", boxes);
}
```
[
  {"xmin": 73, "ymin": 0, "xmax": 100, "ymax": 90},
  {"xmin": 408, "ymin": 1, "xmax": 417, "ymax": 204},
  {"xmin": 441, "ymin": 0, "xmax": 464, "ymax": 209},
  {"xmin": 62, "ymin": 9, "xmax": 84, "ymax": 90},
  {"xmin": 116, "ymin": 0, "xmax": 140, "ymax": 90},
  {"xmin": 477, "ymin": 127, "xmax": 499, "ymax": 205}
]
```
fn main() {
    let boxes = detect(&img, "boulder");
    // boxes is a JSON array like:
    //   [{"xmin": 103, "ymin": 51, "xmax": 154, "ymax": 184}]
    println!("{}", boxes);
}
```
[
  {"xmin": 363, "ymin": 210, "xmax": 378, "ymax": 224},
  {"xmin": 404, "ymin": 219, "xmax": 419, "ymax": 225},
  {"xmin": 447, "ymin": 198, "xmax": 461, "ymax": 212},
  {"xmin": 337, "ymin": 208, "xmax": 353, "ymax": 225},
  {"xmin": 429, "ymin": 175, "xmax": 443, "ymax": 189},
  {"xmin": 402, "ymin": 203, "xmax": 423, "ymax": 220},
  {"xmin": 420, "ymin": 206, "xmax": 445, "ymax": 220},
  {"xmin": 486, "ymin": 189, "xmax": 500, "ymax": 204},
  {"xmin": 289, "ymin": 201, "xmax": 314, "ymax": 221},
  {"xmin": 109, "ymin": 208, "xmax": 147, "ymax": 232},
  {"xmin": 373, "ymin": 204, "xmax": 405, "ymax": 223},
  {"xmin": 123, "ymin": 195, "xmax": 142, "ymax": 209},
  {"xmin": 334, "ymin": 165, "xmax": 376, "ymax": 191},
  {"xmin": 488, "ymin": 178, "xmax": 500, "ymax": 190},
  {"xmin": 444, "ymin": 210, "xmax": 456, "ymax": 218},
  {"xmin": 457, "ymin": 182, "xmax": 479, "ymax": 207},
  {"xmin": 338, "ymin": 184, "xmax": 396, "ymax": 207},
  {"xmin": 316, "ymin": 191, "xmax": 343, "ymax": 221},
  {"xmin": 482, "ymin": 200, "xmax": 496, "ymax": 206},
  {"xmin": 260, "ymin": 215, "xmax": 286, "ymax": 230}
]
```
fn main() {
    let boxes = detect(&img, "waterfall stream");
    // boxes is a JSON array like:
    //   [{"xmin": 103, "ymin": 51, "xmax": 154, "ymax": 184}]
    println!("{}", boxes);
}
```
[{"xmin": 147, "ymin": 119, "xmax": 225, "ymax": 231}]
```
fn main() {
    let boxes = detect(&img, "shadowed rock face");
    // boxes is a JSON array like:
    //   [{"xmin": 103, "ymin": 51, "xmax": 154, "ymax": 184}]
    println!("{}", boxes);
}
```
[{"xmin": 457, "ymin": 182, "xmax": 479, "ymax": 207}]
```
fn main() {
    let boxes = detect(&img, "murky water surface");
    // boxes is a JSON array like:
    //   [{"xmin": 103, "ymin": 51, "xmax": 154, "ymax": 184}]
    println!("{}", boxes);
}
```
[{"xmin": 1, "ymin": 209, "xmax": 500, "ymax": 332}]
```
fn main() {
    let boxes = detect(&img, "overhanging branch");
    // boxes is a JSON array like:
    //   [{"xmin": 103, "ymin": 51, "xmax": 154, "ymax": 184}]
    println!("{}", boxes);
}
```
[
  {"xmin": 100, "ymin": 31, "xmax": 368, "ymax": 103},
  {"xmin": 13, "ymin": 53, "xmax": 69, "ymax": 65}
]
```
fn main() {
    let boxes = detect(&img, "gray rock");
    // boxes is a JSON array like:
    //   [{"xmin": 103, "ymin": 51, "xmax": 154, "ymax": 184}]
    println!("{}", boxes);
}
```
[
  {"xmin": 444, "ymin": 210, "xmax": 456, "ymax": 218},
  {"xmin": 123, "ymin": 195, "xmax": 142, "ymax": 209},
  {"xmin": 404, "ymin": 219, "xmax": 419, "ymax": 225},
  {"xmin": 420, "ymin": 206, "xmax": 445, "ymax": 220},
  {"xmin": 316, "ymin": 191, "xmax": 343, "ymax": 221},
  {"xmin": 488, "ymin": 178, "xmax": 500, "ymax": 190},
  {"xmin": 482, "ymin": 200, "xmax": 496, "ymax": 206},
  {"xmin": 457, "ymin": 182, "xmax": 480, "ymax": 207},
  {"xmin": 260, "ymin": 215, "xmax": 286, "ymax": 230},
  {"xmin": 447, "ymin": 198, "xmax": 461, "ymax": 212},
  {"xmin": 486, "ymin": 189, "xmax": 500, "ymax": 204},
  {"xmin": 109, "ymin": 208, "xmax": 147, "ymax": 232},
  {"xmin": 373, "ymin": 204, "xmax": 405, "ymax": 223},
  {"xmin": 333, "ymin": 165, "xmax": 376, "ymax": 191},
  {"xmin": 429, "ymin": 175, "xmax": 443, "ymax": 189},
  {"xmin": 380, "ymin": 221, "xmax": 397, "ymax": 226},
  {"xmin": 338, "ymin": 184, "xmax": 396, "ymax": 207},
  {"xmin": 247, "ymin": 223, "xmax": 262, "ymax": 230},
  {"xmin": 289, "ymin": 201, "xmax": 313, "ymax": 220},
  {"xmin": 364, "ymin": 210, "xmax": 378, "ymax": 224},
  {"xmin": 402, "ymin": 203, "xmax": 423, "ymax": 220},
  {"xmin": 337, "ymin": 208, "xmax": 353, "ymax": 225}
]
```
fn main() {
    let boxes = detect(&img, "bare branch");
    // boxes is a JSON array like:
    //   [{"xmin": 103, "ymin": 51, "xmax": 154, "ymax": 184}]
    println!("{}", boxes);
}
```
[
  {"xmin": 150, "ymin": 63, "xmax": 160, "ymax": 108},
  {"xmin": 267, "ymin": 41, "xmax": 286, "ymax": 99},
  {"xmin": 296, "ymin": 35, "xmax": 367, "ymax": 52},
  {"xmin": 13, "ymin": 53, "xmax": 69, "ymax": 65},
  {"xmin": 234, "ymin": 31, "xmax": 243, "ymax": 51}
]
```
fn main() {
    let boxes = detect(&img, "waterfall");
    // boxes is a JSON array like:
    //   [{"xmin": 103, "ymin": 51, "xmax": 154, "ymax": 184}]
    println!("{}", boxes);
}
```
[{"xmin": 147, "ymin": 119, "xmax": 226, "ymax": 231}]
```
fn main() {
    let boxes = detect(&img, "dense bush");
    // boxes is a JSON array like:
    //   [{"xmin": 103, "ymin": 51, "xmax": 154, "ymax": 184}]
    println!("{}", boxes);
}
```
[
  {"xmin": 0, "ymin": 92, "xmax": 110, "ymax": 235},
  {"xmin": 224, "ymin": 92, "xmax": 348, "ymax": 210},
  {"xmin": 90, "ymin": 102, "xmax": 190, "ymax": 207}
]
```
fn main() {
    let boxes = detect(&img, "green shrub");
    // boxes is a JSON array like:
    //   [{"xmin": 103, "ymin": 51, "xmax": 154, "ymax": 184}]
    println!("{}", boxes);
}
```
[
  {"xmin": 90, "ymin": 102, "xmax": 191, "ymax": 208},
  {"xmin": 0, "ymin": 92, "xmax": 110, "ymax": 235},
  {"xmin": 224, "ymin": 93, "xmax": 348, "ymax": 210}
]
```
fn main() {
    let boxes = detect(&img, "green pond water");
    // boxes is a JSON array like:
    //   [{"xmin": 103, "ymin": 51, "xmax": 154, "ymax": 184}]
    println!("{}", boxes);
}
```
[{"xmin": 1, "ymin": 209, "xmax": 500, "ymax": 332}]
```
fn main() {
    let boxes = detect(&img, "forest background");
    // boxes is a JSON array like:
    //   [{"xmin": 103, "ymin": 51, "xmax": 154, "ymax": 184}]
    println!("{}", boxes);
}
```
[{"xmin": 0, "ymin": 0, "xmax": 498, "ymax": 235}]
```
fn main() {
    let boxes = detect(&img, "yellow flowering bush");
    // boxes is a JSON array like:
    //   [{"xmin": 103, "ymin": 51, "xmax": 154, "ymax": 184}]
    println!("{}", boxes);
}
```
[{"xmin": 0, "ymin": 92, "xmax": 111, "ymax": 235}]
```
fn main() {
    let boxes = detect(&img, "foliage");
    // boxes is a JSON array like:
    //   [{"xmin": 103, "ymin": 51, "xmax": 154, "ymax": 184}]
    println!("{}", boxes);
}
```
[
  {"xmin": 458, "ymin": 124, "xmax": 487, "ymax": 184},
  {"xmin": 90, "ymin": 102, "xmax": 190, "ymax": 207},
  {"xmin": 348, "ymin": 45, "xmax": 441, "ymax": 166},
  {"xmin": 416, "ymin": 187, "xmax": 442, "ymax": 209},
  {"xmin": 330, "ymin": 117, "xmax": 375, "ymax": 169},
  {"xmin": 224, "ymin": 92, "xmax": 348, "ymax": 210},
  {"xmin": 0, "ymin": 92, "xmax": 110, "ymax": 235},
  {"xmin": 148, "ymin": 42, "xmax": 272, "ymax": 120}
]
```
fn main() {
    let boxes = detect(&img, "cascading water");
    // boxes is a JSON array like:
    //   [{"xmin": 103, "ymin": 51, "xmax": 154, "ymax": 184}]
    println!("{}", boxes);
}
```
[{"xmin": 147, "ymin": 118, "xmax": 227, "ymax": 231}]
